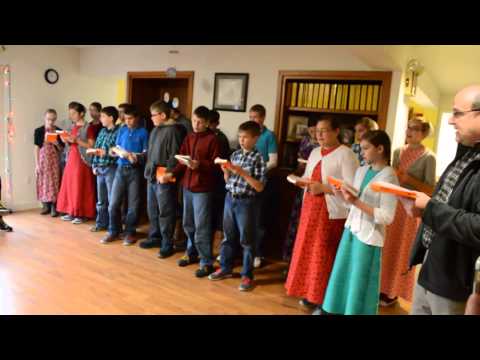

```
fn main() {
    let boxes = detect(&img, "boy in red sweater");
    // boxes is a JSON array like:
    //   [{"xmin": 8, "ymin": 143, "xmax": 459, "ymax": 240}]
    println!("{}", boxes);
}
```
[{"xmin": 162, "ymin": 106, "xmax": 220, "ymax": 277}]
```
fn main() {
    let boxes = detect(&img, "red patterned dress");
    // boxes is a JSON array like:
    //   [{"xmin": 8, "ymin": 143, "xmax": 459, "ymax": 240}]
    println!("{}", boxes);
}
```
[
  {"xmin": 285, "ymin": 146, "xmax": 346, "ymax": 305},
  {"xmin": 36, "ymin": 134, "xmax": 62, "ymax": 203},
  {"xmin": 380, "ymin": 145, "xmax": 425, "ymax": 302}
]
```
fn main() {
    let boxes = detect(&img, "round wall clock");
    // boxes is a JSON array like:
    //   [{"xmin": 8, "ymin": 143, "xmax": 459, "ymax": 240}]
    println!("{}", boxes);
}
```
[{"xmin": 45, "ymin": 69, "xmax": 59, "ymax": 84}]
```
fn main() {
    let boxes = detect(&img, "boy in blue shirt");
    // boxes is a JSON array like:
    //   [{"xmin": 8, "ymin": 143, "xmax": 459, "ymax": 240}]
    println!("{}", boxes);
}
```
[{"xmin": 101, "ymin": 105, "xmax": 148, "ymax": 246}]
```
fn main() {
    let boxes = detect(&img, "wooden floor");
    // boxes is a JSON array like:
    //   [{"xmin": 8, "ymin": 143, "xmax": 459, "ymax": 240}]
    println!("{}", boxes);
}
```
[{"xmin": 0, "ymin": 210, "xmax": 410, "ymax": 315}]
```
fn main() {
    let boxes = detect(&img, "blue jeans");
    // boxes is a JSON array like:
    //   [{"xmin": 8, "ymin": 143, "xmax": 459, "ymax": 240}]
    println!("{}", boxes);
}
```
[
  {"xmin": 183, "ymin": 189, "xmax": 214, "ymax": 267},
  {"xmin": 108, "ymin": 166, "xmax": 142, "ymax": 236},
  {"xmin": 95, "ymin": 165, "xmax": 116, "ymax": 229},
  {"xmin": 147, "ymin": 182, "xmax": 177, "ymax": 253},
  {"xmin": 220, "ymin": 193, "xmax": 256, "ymax": 279}
]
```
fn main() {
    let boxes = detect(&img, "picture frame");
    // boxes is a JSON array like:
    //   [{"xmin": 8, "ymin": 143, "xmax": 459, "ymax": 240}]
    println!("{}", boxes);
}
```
[
  {"xmin": 287, "ymin": 115, "xmax": 308, "ymax": 141},
  {"xmin": 212, "ymin": 73, "xmax": 249, "ymax": 112}
]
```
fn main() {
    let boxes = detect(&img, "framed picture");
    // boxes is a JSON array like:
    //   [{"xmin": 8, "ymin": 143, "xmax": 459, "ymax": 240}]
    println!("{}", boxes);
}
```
[
  {"xmin": 213, "ymin": 73, "xmax": 249, "ymax": 112},
  {"xmin": 287, "ymin": 115, "xmax": 308, "ymax": 141}
]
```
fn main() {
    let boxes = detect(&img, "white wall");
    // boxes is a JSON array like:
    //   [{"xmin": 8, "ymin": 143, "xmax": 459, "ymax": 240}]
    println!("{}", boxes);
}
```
[{"xmin": 0, "ymin": 46, "xmax": 82, "ymax": 210}]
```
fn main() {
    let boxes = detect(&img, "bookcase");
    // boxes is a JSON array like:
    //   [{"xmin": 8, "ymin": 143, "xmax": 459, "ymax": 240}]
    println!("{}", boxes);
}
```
[
  {"xmin": 274, "ymin": 70, "xmax": 392, "ymax": 170},
  {"xmin": 263, "ymin": 70, "xmax": 392, "ymax": 260}
]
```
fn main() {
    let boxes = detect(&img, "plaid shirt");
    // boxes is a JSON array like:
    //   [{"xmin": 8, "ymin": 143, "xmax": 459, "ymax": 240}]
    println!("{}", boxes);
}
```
[
  {"xmin": 226, "ymin": 148, "xmax": 266, "ymax": 197},
  {"xmin": 92, "ymin": 126, "xmax": 120, "ymax": 168},
  {"xmin": 421, "ymin": 148, "xmax": 480, "ymax": 248}
]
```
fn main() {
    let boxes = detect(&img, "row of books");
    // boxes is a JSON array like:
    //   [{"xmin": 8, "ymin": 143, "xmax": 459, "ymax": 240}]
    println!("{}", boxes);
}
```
[{"xmin": 289, "ymin": 82, "xmax": 381, "ymax": 112}]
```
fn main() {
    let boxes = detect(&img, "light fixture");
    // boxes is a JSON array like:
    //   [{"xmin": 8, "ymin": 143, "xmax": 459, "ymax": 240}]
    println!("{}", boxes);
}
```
[
  {"xmin": 166, "ymin": 48, "xmax": 179, "ymax": 78},
  {"xmin": 405, "ymin": 59, "xmax": 424, "ymax": 97}
]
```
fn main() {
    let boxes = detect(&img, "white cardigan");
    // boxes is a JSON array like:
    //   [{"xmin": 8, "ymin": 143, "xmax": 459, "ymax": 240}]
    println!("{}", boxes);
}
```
[
  {"xmin": 303, "ymin": 145, "xmax": 359, "ymax": 219},
  {"xmin": 344, "ymin": 165, "xmax": 399, "ymax": 247}
]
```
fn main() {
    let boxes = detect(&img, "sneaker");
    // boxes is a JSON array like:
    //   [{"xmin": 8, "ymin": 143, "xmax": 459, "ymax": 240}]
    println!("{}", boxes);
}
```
[
  {"xmin": 299, "ymin": 298, "xmax": 316, "ymax": 309},
  {"xmin": 195, "ymin": 265, "xmax": 215, "ymax": 278},
  {"xmin": 101, "ymin": 234, "xmax": 118, "ymax": 244},
  {"xmin": 139, "ymin": 239, "xmax": 161, "ymax": 249},
  {"xmin": 90, "ymin": 225, "xmax": 107, "ymax": 232},
  {"xmin": 177, "ymin": 254, "xmax": 199, "ymax": 267},
  {"xmin": 208, "ymin": 268, "xmax": 233, "ymax": 281},
  {"xmin": 61, "ymin": 214, "xmax": 74, "ymax": 221},
  {"xmin": 50, "ymin": 207, "xmax": 59, "ymax": 217},
  {"xmin": 40, "ymin": 204, "xmax": 50, "ymax": 215},
  {"xmin": 123, "ymin": 234, "xmax": 137, "ymax": 246},
  {"xmin": 0, "ymin": 219, "xmax": 13, "ymax": 232},
  {"xmin": 253, "ymin": 257, "xmax": 263, "ymax": 269},
  {"xmin": 238, "ymin": 276, "xmax": 254, "ymax": 291},
  {"xmin": 158, "ymin": 248, "xmax": 174, "ymax": 259},
  {"xmin": 71, "ymin": 217, "xmax": 84, "ymax": 225},
  {"xmin": 312, "ymin": 306, "xmax": 324, "ymax": 315}
]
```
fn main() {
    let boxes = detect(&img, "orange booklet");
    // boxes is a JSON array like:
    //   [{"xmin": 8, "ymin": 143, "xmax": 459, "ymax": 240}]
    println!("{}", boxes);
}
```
[
  {"xmin": 55, "ymin": 130, "xmax": 69, "ymax": 141},
  {"xmin": 45, "ymin": 132, "xmax": 58, "ymax": 143},
  {"xmin": 214, "ymin": 157, "xmax": 234, "ymax": 170},
  {"xmin": 327, "ymin": 176, "xmax": 359, "ymax": 197},
  {"xmin": 370, "ymin": 181, "xmax": 417, "ymax": 199},
  {"xmin": 287, "ymin": 175, "xmax": 312, "ymax": 188},
  {"xmin": 156, "ymin": 167, "xmax": 176, "ymax": 183}
]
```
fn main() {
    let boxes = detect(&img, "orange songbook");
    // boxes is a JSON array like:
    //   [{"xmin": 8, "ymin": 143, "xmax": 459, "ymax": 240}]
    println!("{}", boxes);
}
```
[
  {"xmin": 287, "ymin": 174, "xmax": 312, "ymax": 188},
  {"xmin": 56, "ymin": 130, "xmax": 69, "ymax": 141},
  {"xmin": 156, "ymin": 167, "xmax": 176, "ymax": 183},
  {"xmin": 327, "ymin": 176, "xmax": 359, "ymax": 197},
  {"xmin": 45, "ymin": 132, "xmax": 58, "ymax": 143},
  {"xmin": 370, "ymin": 181, "xmax": 417, "ymax": 199}
]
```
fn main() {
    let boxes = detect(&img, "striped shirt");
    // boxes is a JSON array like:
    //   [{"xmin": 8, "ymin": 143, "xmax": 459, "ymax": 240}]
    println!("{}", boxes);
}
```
[
  {"xmin": 92, "ymin": 126, "xmax": 120, "ymax": 168},
  {"xmin": 226, "ymin": 148, "xmax": 266, "ymax": 197}
]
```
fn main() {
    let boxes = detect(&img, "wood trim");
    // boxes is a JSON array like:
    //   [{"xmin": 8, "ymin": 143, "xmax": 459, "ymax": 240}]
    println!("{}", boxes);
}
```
[{"xmin": 126, "ymin": 71, "xmax": 195, "ymax": 118}]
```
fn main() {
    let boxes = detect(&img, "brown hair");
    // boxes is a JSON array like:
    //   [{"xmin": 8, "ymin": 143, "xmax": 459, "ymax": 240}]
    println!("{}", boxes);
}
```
[
  {"xmin": 361, "ymin": 130, "xmax": 392, "ymax": 165},
  {"xmin": 150, "ymin": 101, "xmax": 171, "ymax": 118},
  {"xmin": 249, "ymin": 104, "xmax": 266, "ymax": 118},
  {"xmin": 44, "ymin": 108, "xmax": 57, "ymax": 116},
  {"xmin": 356, "ymin": 117, "xmax": 379, "ymax": 131},
  {"xmin": 238, "ymin": 120, "xmax": 261, "ymax": 137},
  {"xmin": 409, "ymin": 117, "xmax": 434, "ymax": 137}
]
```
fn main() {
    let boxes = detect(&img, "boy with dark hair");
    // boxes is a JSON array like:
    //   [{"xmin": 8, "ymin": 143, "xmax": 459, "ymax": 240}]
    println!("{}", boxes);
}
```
[
  {"xmin": 89, "ymin": 102, "xmax": 103, "ymax": 139},
  {"xmin": 171, "ymin": 107, "xmax": 193, "ymax": 134},
  {"xmin": 90, "ymin": 106, "xmax": 120, "ymax": 233},
  {"xmin": 208, "ymin": 120, "xmax": 266, "ymax": 291},
  {"xmin": 140, "ymin": 100, "xmax": 185, "ymax": 258},
  {"xmin": 102, "ymin": 105, "xmax": 148, "ymax": 246},
  {"xmin": 164, "ymin": 106, "xmax": 220, "ymax": 277}
]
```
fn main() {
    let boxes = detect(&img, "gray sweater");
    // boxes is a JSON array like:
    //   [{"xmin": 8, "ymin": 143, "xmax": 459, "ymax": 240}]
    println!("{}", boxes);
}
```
[{"xmin": 392, "ymin": 146, "xmax": 437, "ymax": 190}]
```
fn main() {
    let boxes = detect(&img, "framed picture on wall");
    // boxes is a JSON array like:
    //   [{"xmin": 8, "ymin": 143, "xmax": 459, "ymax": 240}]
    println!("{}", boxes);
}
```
[{"xmin": 213, "ymin": 73, "xmax": 249, "ymax": 112}]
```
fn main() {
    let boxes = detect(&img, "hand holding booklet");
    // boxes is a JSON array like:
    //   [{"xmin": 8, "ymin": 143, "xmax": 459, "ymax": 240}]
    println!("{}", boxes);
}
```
[
  {"xmin": 175, "ymin": 155, "xmax": 192, "ymax": 166},
  {"xmin": 286, "ymin": 174, "xmax": 312, "ymax": 188},
  {"xmin": 214, "ymin": 157, "xmax": 234, "ymax": 170},
  {"xmin": 370, "ymin": 181, "xmax": 417, "ymax": 199},
  {"xmin": 156, "ymin": 167, "xmax": 176, "ymax": 183},
  {"xmin": 327, "ymin": 176, "xmax": 359, "ymax": 197}
]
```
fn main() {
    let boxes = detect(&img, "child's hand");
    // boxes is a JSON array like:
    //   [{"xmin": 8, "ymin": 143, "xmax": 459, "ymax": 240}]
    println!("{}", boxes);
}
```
[
  {"xmin": 158, "ymin": 173, "xmax": 173, "ymax": 184},
  {"xmin": 189, "ymin": 160, "xmax": 199, "ymax": 170},
  {"xmin": 341, "ymin": 185, "xmax": 357, "ymax": 204},
  {"xmin": 308, "ymin": 181, "xmax": 324, "ymax": 195},
  {"xmin": 127, "ymin": 153, "xmax": 138, "ymax": 164},
  {"xmin": 414, "ymin": 191, "xmax": 430, "ymax": 210},
  {"xmin": 92, "ymin": 167, "xmax": 98, "ymax": 176},
  {"xmin": 230, "ymin": 165, "xmax": 247, "ymax": 178},
  {"xmin": 98, "ymin": 149, "xmax": 106, "ymax": 157}
]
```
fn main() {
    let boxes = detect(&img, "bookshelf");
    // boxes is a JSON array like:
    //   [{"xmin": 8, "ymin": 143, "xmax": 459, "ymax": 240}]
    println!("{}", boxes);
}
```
[{"xmin": 274, "ymin": 70, "xmax": 392, "ymax": 170}]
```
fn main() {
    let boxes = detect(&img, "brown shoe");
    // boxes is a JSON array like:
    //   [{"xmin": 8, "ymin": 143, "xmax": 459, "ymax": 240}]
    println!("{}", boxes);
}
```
[
  {"xmin": 123, "ymin": 234, "xmax": 137, "ymax": 246},
  {"xmin": 101, "ymin": 233, "xmax": 118, "ymax": 244}
]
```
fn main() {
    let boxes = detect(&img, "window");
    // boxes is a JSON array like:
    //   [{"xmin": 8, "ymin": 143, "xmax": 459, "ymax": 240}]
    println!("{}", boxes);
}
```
[{"xmin": 435, "ymin": 112, "xmax": 456, "ymax": 178}]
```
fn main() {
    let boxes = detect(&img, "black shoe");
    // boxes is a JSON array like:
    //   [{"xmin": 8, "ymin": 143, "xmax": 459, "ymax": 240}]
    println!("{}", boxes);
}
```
[
  {"xmin": 139, "ymin": 239, "xmax": 161, "ymax": 249},
  {"xmin": 101, "ymin": 233, "xmax": 118, "ymax": 244},
  {"xmin": 195, "ymin": 265, "xmax": 215, "ymax": 278},
  {"xmin": 0, "ymin": 219, "xmax": 13, "ymax": 232},
  {"xmin": 158, "ymin": 248, "xmax": 174, "ymax": 259},
  {"xmin": 50, "ymin": 203, "xmax": 58, "ymax": 217},
  {"xmin": 40, "ymin": 203, "xmax": 50, "ymax": 215},
  {"xmin": 177, "ymin": 254, "xmax": 199, "ymax": 267}
]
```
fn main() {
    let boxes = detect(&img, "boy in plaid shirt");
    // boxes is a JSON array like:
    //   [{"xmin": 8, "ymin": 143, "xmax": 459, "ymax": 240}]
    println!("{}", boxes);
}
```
[{"xmin": 208, "ymin": 121, "xmax": 266, "ymax": 291}]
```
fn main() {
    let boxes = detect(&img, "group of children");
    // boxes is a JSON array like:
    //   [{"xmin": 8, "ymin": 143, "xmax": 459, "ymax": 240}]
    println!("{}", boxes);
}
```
[{"xmin": 33, "ymin": 98, "xmax": 436, "ymax": 312}]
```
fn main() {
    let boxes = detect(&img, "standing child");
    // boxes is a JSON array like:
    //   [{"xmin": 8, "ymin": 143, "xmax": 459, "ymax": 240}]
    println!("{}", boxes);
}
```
[
  {"xmin": 90, "ymin": 106, "xmax": 120, "ymax": 233},
  {"xmin": 352, "ymin": 117, "xmax": 379, "ymax": 166},
  {"xmin": 88, "ymin": 102, "xmax": 104, "ymax": 139},
  {"xmin": 101, "ymin": 105, "xmax": 148, "ymax": 245},
  {"xmin": 57, "ymin": 102, "xmax": 97, "ymax": 224},
  {"xmin": 140, "ymin": 101, "xmax": 184, "ymax": 258},
  {"xmin": 208, "ymin": 121, "xmax": 266, "ymax": 291},
  {"xmin": 34, "ymin": 109, "xmax": 64, "ymax": 217},
  {"xmin": 165, "ymin": 106, "xmax": 220, "ymax": 277},
  {"xmin": 322, "ymin": 130, "xmax": 398, "ymax": 315}
]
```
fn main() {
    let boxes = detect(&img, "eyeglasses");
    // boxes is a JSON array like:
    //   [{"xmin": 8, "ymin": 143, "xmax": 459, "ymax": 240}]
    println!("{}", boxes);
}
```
[
  {"xmin": 452, "ymin": 109, "xmax": 480, "ymax": 118},
  {"xmin": 315, "ymin": 129, "xmax": 332, "ymax": 135}
]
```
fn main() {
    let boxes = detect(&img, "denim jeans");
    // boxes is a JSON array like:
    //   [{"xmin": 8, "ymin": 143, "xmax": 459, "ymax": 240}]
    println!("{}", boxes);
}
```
[
  {"xmin": 108, "ymin": 166, "xmax": 142, "ymax": 236},
  {"xmin": 95, "ymin": 165, "xmax": 116, "ymax": 229},
  {"xmin": 220, "ymin": 193, "xmax": 256, "ymax": 279},
  {"xmin": 147, "ymin": 181, "xmax": 177, "ymax": 253},
  {"xmin": 183, "ymin": 189, "xmax": 214, "ymax": 267}
]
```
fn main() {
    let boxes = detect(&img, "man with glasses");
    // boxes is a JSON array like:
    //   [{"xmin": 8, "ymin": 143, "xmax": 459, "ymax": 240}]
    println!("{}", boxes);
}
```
[{"xmin": 409, "ymin": 85, "xmax": 480, "ymax": 315}]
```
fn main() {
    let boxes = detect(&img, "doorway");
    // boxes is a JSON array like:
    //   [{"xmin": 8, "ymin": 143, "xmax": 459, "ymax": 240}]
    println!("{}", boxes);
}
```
[{"xmin": 127, "ymin": 71, "xmax": 194, "ymax": 131}]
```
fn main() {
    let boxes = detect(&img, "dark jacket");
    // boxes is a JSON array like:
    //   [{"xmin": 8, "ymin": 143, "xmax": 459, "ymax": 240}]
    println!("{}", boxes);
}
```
[
  {"xmin": 34, "ymin": 125, "xmax": 64, "ymax": 149},
  {"xmin": 171, "ymin": 129, "xmax": 220, "ymax": 193},
  {"xmin": 144, "ymin": 120, "xmax": 185, "ymax": 182},
  {"xmin": 409, "ymin": 143, "xmax": 480, "ymax": 301}
]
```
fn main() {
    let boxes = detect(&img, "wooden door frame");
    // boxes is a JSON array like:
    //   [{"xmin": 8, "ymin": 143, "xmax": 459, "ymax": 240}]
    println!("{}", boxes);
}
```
[{"xmin": 126, "ymin": 71, "xmax": 195, "ymax": 117}]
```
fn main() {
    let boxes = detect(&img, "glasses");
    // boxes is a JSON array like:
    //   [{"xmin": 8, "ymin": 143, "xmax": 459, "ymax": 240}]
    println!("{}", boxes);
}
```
[
  {"xmin": 452, "ymin": 109, "xmax": 480, "ymax": 118},
  {"xmin": 315, "ymin": 129, "xmax": 332, "ymax": 135}
]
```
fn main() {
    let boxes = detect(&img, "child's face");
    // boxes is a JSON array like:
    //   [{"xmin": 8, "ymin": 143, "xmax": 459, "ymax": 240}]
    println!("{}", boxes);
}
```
[
  {"xmin": 192, "ymin": 114, "xmax": 208, "ymax": 133},
  {"xmin": 44, "ymin": 113, "xmax": 57, "ymax": 129},
  {"xmin": 238, "ymin": 130, "xmax": 258, "ymax": 151},
  {"xmin": 100, "ymin": 112, "xmax": 114, "ymax": 128},
  {"xmin": 124, "ymin": 114, "xmax": 138, "ymax": 128},
  {"xmin": 316, "ymin": 120, "xmax": 339, "ymax": 147},
  {"xmin": 118, "ymin": 108, "xmax": 125, "ymax": 121},
  {"xmin": 150, "ymin": 111, "xmax": 167, "ymax": 127},
  {"xmin": 360, "ymin": 139, "xmax": 384, "ymax": 164},
  {"xmin": 249, "ymin": 111, "xmax": 265, "ymax": 127},
  {"xmin": 406, "ymin": 120, "xmax": 425, "ymax": 145},
  {"xmin": 355, "ymin": 124, "xmax": 368, "ymax": 142},
  {"xmin": 89, "ymin": 106, "xmax": 100, "ymax": 121},
  {"xmin": 69, "ymin": 109, "xmax": 83, "ymax": 123}
]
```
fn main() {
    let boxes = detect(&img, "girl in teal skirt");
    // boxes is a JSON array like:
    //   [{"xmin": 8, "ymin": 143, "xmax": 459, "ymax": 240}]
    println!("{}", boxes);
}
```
[{"xmin": 321, "ymin": 130, "xmax": 399, "ymax": 315}]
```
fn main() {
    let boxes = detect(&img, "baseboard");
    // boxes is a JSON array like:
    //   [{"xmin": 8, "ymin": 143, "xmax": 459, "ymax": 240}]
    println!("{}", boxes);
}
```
[{"xmin": 7, "ymin": 202, "xmax": 41, "ymax": 212}]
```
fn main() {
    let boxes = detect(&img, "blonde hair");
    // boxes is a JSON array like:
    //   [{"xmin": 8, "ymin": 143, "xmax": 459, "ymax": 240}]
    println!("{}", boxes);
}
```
[
  {"xmin": 356, "ymin": 117, "xmax": 379, "ymax": 131},
  {"xmin": 409, "ymin": 117, "xmax": 434, "ymax": 137}
]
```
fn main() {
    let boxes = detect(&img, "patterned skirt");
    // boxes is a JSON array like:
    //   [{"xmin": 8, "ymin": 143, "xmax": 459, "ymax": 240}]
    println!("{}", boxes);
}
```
[{"xmin": 36, "ymin": 143, "xmax": 61, "ymax": 203}]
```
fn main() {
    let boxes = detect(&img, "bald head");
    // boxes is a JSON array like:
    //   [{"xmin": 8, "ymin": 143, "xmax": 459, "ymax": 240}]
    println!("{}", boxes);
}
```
[{"xmin": 455, "ymin": 85, "xmax": 480, "ymax": 110}]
